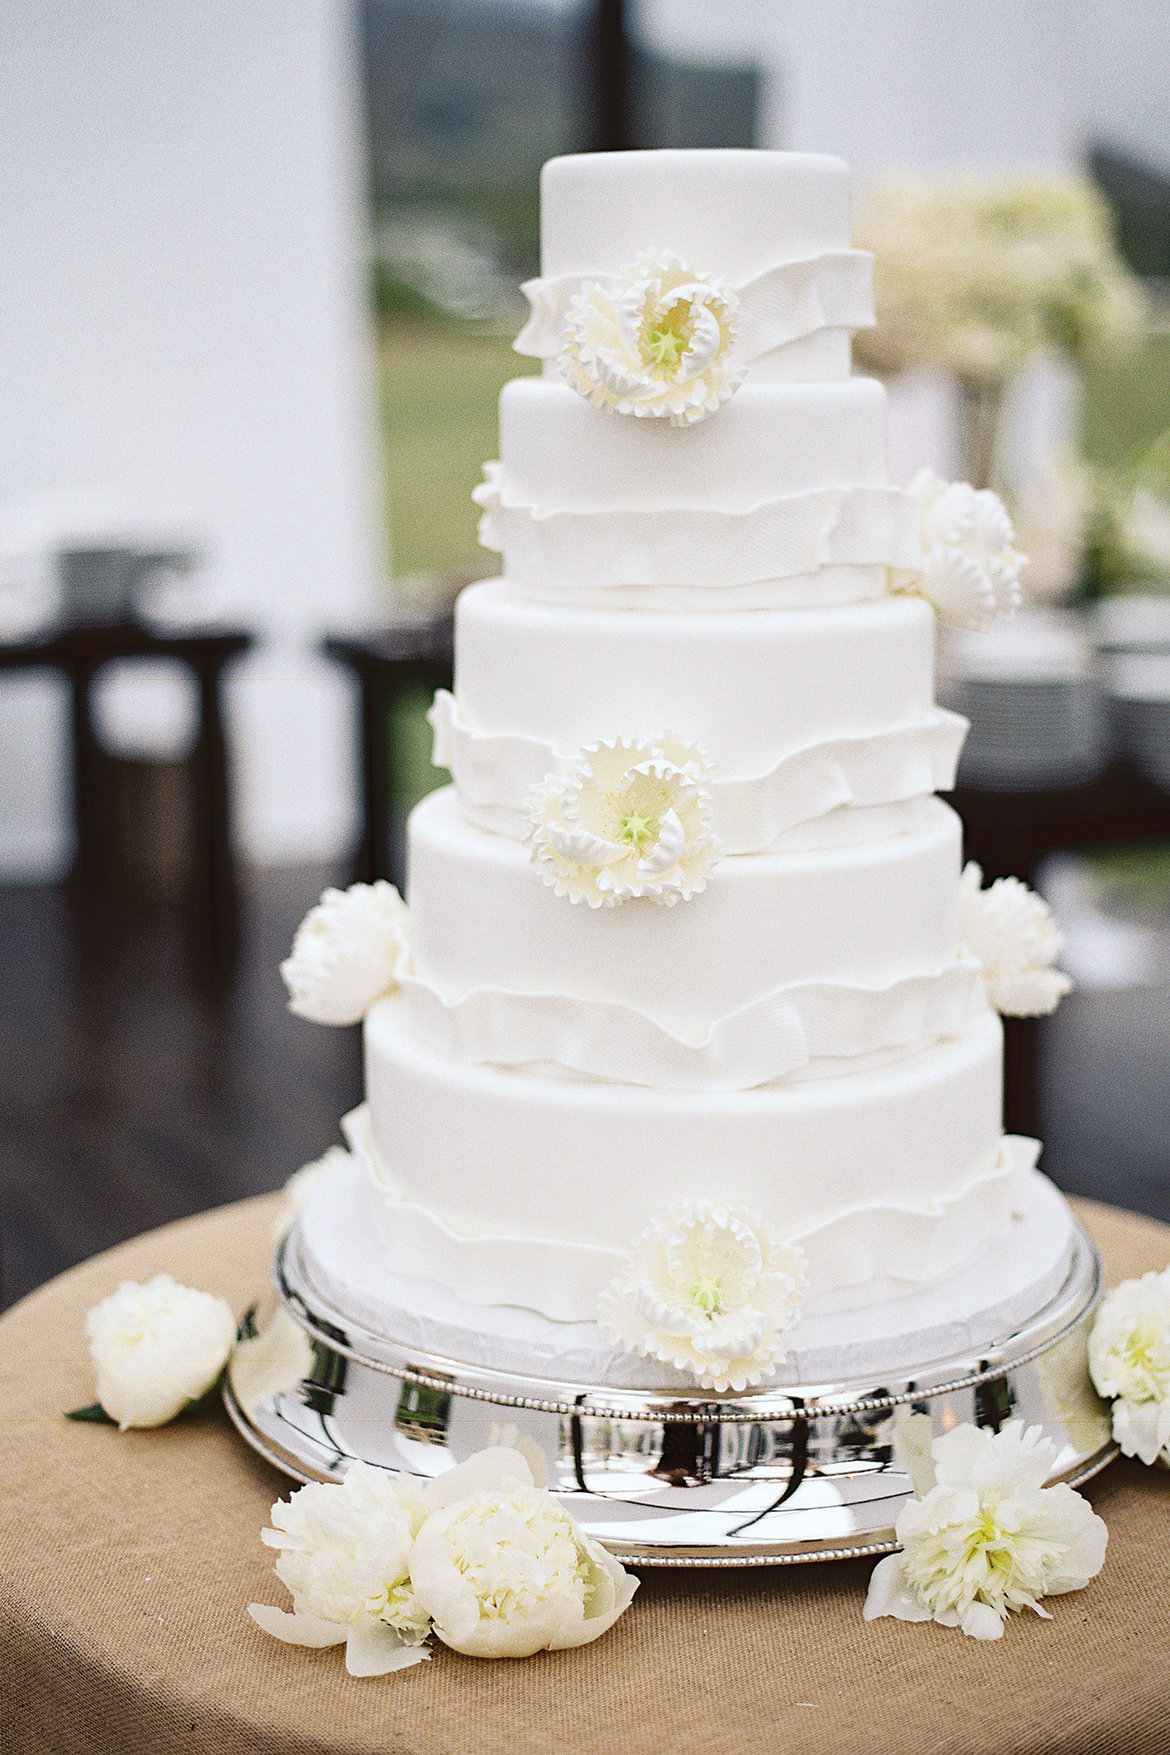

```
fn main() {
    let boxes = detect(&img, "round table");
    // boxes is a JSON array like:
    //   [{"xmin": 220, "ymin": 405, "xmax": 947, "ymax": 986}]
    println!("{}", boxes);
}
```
[{"xmin": 4, "ymin": 1194, "xmax": 1169, "ymax": 1755}]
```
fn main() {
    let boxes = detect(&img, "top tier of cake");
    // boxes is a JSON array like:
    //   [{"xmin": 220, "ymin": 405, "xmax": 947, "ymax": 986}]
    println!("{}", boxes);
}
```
[{"xmin": 536, "ymin": 149, "xmax": 859, "ymax": 383}]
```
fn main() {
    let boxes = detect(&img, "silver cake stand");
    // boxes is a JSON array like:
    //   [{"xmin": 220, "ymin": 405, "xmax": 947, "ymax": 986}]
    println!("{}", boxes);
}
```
[{"xmin": 224, "ymin": 1219, "xmax": 1117, "ymax": 1567}]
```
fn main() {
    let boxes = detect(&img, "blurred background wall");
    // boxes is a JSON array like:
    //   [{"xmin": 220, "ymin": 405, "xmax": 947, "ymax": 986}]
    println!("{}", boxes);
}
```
[{"xmin": 0, "ymin": 0, "xmax": 383, "ymax": 875}]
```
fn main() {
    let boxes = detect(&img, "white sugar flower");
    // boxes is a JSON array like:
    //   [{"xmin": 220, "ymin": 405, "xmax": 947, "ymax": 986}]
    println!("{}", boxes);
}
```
[
  {"xmin": 598, "ymin": 1199, "xmax": 806, "ymax": 1392},
  {"xmin": 959, "ymin": 862, "xmax": 1073, "ymax": 1016},
  {"xmin": 559, "ymin": 253, "xmax": 741, "ymax": 425},
  {"xmin": 524, "ymin": 734, "xmax": 719, "ymax": 908},
  {"xmin": 86, "ymin": 1274, "xmax": 236, "ymax": 1429},
  {"xmin": 409, "ymin": 1448, "xmax": 638, "ymax": 1658},
  {"xmin": 864, "ymin": 1421, "xmax": 1107, "ymax": 1640},
  {"xmin": 1089, "ymin": 1267, "xmax": 1170, "ymax": 1466},
  {"xmin": 249, "ymin": 1463, "xmax": 433, "ymax": 1676},
  {"xmin": 280, "ymin": 881, "xmax": 409, "ymax": 1026},
  {"xmin": 892, "ymin": 470, "xmax": 1025, "ymax": 630}
]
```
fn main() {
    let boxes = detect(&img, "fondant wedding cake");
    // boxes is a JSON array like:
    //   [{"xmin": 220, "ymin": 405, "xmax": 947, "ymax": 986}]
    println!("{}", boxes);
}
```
[{"xmin": 282, "ymin": 149, "xmax": 1075, "ymax": 1400}]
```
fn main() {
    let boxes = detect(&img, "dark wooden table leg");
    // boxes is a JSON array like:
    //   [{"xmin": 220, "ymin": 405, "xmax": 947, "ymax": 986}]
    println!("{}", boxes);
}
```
[
  {"xmin": 189, "ymin": 656, "xmax": 238, "ymax": 974},
  {"xmin": 355, "ymin": 666, "xmax": 399, "ymax": 889},
  {"xmin": 69, "ymin": 661, "xmax": 106, "ymax": 892}
]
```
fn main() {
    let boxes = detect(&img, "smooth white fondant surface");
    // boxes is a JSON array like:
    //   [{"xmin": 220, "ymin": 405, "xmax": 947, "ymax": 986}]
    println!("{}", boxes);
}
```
[
  {"xmin": 453, "ymin": 585, "xmax": 936, "ymax": 771},
  {"xmin": 298, "ymin": 1150, "xmax": 1068, "ymax": 1387},
  {"xmin": 407, "ymin": 787, "xmax": 964, "ymax": 1034},
  {"xmin": 538, "ymin": 153, "xmax": 854, "ymax": 384},
  {"xmin": 361, "ymin": 1000, "xmax": 1005, "ymax": 1300},
  {"xmin": 498, "ymin": 379, "xmax": 887, "ymax": 513}
]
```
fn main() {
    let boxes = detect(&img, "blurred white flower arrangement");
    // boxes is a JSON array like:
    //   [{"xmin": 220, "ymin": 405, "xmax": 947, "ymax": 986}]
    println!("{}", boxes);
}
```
[
  {"xmin": 855, "ymin": 176, "xmax": 1144, "ymax": 395},
  {"xmin": 854, "ymin": 175, "xmax": 1146, "ymax": 553},
  {"xmin": 1088, "ymin": 1266, "xmax": 1170, "ymax": 1467}
]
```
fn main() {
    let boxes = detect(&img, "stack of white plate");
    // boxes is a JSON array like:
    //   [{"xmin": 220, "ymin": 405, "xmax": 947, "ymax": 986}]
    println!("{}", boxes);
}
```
[
  {"xmin": 939, "ymin": 610, "xmax": 1106, "ymax": 791},
  {"xmin": 1091, "ymin": 595, "xmax": 1170, "ymax": 792}
]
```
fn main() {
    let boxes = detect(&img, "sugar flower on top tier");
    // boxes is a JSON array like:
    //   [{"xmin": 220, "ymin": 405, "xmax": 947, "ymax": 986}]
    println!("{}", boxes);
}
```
[
  {"xmin": 892, "ymin": 470, "xmax": 1025, "ymax": 630},
  {"xmin": 864, "ymin": 1421, "xmax": 1108, "ymax": 1640},
  {"xmin": 1088, "ymin": 1266, "xmax": 1170, "ymax": 1467},
  {"xmin": 280, "ymin": 881, "xmax": 409, "ymax": 1026},
  {"xmin": 524, "ymin": 734, "xmax": 719, "ymax": 908},
  {"xmin": 598, "ymin": 1198, "xmax": 807, "ymax": 1392},
  {"xmin": 559, "ymin": 253, "xmax": 741, "ymax": 426},
  {"xmin": 958, "ymin": 862, "xmax": 1073, "ymax": 1016}
]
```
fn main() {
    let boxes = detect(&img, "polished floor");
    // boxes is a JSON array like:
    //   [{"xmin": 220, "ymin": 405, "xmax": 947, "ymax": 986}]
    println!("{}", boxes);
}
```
[
  {"xmin": 3, "ymin": 871, "xmax": 1170, "ymax": 1310},
  {"xmin": 0, "ymin": 870, "xmax": 361, "ymax": 1308}
]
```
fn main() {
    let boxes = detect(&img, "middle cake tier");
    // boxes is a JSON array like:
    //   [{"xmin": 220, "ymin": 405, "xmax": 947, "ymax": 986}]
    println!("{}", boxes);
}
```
[{"xmin": 399, "ymin": 786, "xmax": 982, "ymax": 1091}]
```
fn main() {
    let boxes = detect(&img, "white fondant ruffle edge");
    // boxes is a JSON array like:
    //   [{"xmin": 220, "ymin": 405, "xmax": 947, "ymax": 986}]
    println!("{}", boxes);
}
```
[
  {"xmin": 340, "ymin": 1105, "xmax": 1039, "ymax": 1326},
  {"xmin": 474, "ymin": 464, "xmax": 922, "ymax": 590},
  {"xmin": 429, "ymin": 688, "xmax": 968, "ymax": 853},
  {"xmin": 393, "ymin": 954, "xmax": 984, "ymax": 1092},
  {"xmin": 514, "ymin": 249, "xmax": 875, "ymax": 365}
]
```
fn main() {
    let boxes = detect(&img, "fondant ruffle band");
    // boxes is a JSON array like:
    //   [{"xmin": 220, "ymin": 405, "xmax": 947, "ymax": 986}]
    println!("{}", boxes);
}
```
[
  {"xmin": 395, "ymin": 955, "xmax": 983, "ymax": 1092},
  {"xmin": 474, "ymin": 463, "xmax": 921, "ymax": 591},
  {"xmin": 515, "ymin": 250, "xmax": 874, "ymax": 366},
  {"xmin": 341, "ymin": 1103, "xmax": 1038, "ymax": 1326},
  {"xmin": 428, "ymin": 689, "xmax": 968, "ymax": 852}
]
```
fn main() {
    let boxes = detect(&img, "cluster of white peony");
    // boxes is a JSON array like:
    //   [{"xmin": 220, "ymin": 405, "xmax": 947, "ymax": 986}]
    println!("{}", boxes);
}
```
[
  {"xmin": 598, "ymin": 1198, "xmax": 806, "ymax": 1392},
  {"xmin": 280, "ymin": 881, "xmax": 410, "ymax": 1027},
  {"xmin": 525, "ymin": 734, "xmax": 720, "ymax": 908},
  {"xmin": 892, "ymin": 470, "xmax": 1025, "ymax": 631},
  {"xmin": 854, "ymin": 175, "xmax": 1144, "ymax": 387},
  {"xmin": 958, "ymin": 862, "xmax": 1073, "ymax": 1017},
  {"xmin": 249, "ymin": 1448, "xmax": 638, "ymax": 1674},
  {"xmin": 556, "ymin": 254, "xmax": 742, "ymax": 426},
  {"xmin": 85, "ymin": 1274, "xmax": 237, "ymax": 1429},
  {"xmin": 1089, "ymin": 1267, "xmax": 1170, "ymax": 1468},
  {"xmin": 865, "ymin": 1421, "xmax": 1108, "ymax": 1640}
]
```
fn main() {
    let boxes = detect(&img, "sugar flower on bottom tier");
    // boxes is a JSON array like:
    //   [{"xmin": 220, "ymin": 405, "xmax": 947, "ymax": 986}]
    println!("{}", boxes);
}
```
[
  {"xmin": 524, "ymin": 734, "xmax": 720, "ymax": 907},
  {"xmin": 598, "ymin": 1199, "xmax": 806, "ymax": 1392},
  {"xmin": 1088, "ymin": 1266, "xmax": 1170, "ymax": 1467},
  {"xmin": 280, "ymin": 880, "xmax": 409, "ymax": 1026},
  {"xmin": 559, "ymin": 252, "xmax": 741, "ymax": 426},
  {"xmin": 85, "ymin": 1274, "xmax": 237, "ymax": 1429},
  {"xmin": 891, "ymin": 469, "xmax": 1025, "ymax": 630},
  {"xmin": 959, "ymin": 861, "xmax": 1073, "ymax": 1016},
  {"xmin": 864, "ymin": 1421, "xmax": 1107, "ymax": 1640},
  {"xmin": 249, "ymin": 1448, "xmax": 638, "ymax": 1672}
]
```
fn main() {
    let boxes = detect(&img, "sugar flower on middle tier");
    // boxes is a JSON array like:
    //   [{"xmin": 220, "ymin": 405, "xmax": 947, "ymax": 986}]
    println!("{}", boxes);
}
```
[
  {"xmin": 598, "ymin": 1199, "xmax": 807, "ymax": 1392},
  {"xmin": 524, "ymin": 734, "xmax": 720, "ymax": 907},
  {"xmin": 959, "ymin": 862, "xmax": 1073, "ymax": 1016}
]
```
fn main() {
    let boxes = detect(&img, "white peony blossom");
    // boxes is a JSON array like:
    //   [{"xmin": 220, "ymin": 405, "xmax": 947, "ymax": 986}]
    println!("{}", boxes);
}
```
[
  {"xmin": 1089, "ymin": 1267, "xmax": 1170, "ymax": 1466},
  {"xmin": 558, "ymin": 253, "xmax": 741, "ymax": 425},
  {"xmin": 598, "ymin": 1199, "xmax": 806, "ymax": 1392},
  {"xmin": 408, "ymin": 1448, "xmax": 638, "ymax": 1658},
  {"xmin": 280, "ymin": 881, "xmax": 409, "ymax": 1026},
  {"xmin": 892, "ymin": 471, "xmax": 1025, "ymax": 630},
  {"xmin": 958, "ymin": 862, "xmax": 1073, "ymax": 1017},
  {"xmin": 249, "ymin": 1463, "xmax": 433, "ymax": 1676},
  {"xmin": 524, "ymin": 734, "xmax": 719, "ymax": 908},
  {"xmin": 86, "ymin": 1274, "xmax": 237, "ymax": 1429},
  {"xmin": 864, "ymin": 1421, "xmax": 1107, "ymax": 1640}
]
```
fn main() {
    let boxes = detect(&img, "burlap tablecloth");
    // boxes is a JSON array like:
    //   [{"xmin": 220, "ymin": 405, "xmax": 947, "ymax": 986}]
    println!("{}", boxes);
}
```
[{"xmin": 3, "ymin": 1193, "xmax": 1169, "ymax": 1755}]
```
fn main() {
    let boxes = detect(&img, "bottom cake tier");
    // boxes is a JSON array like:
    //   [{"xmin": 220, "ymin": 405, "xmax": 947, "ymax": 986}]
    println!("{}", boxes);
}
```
[{"xmin": 357, "ymin": 998, "xmax": 1030, "ymax": 1322}]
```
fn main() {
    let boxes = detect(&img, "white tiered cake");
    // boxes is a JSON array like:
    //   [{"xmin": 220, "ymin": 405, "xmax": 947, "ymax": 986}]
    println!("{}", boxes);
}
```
[{"xmin": 284, "ymin": 149, "xmax": 1077, "ymax": 1402}]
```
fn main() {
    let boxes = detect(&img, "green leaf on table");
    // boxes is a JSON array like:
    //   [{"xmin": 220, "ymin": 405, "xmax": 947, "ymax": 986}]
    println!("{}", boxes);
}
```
[{"xmin": 65, "ymin": 1402, "xmax": 116, "ymax": 1424}]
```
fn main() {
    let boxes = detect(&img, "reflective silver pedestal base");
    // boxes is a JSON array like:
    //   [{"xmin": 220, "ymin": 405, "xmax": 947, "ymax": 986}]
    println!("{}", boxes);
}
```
[{"xmin": 224, "ymin": 1222, "xmax": 1117, "ymax": 1566}]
